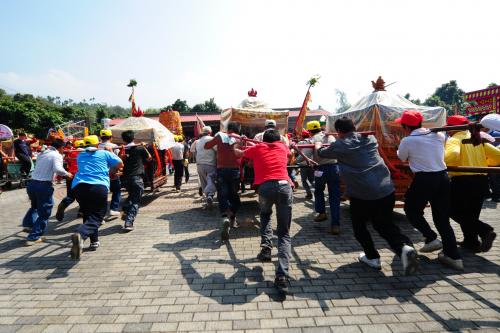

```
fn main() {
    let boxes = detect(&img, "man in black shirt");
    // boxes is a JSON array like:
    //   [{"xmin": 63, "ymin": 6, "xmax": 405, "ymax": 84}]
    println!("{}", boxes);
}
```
[
  {"xmin": 13, "ymin": 133, "xmax": 33, "ymax": 177},
  {"xmin": 121, "ymin": 130, "xmax": 152, "ymax": 231}
]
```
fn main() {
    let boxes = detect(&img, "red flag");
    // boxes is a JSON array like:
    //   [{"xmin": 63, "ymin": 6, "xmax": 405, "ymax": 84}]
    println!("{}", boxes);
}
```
[
  {"xmin": 294, "ymin": 90, "xmax": 312, "ymax": 137},
  {"xmin": 194, "ymin": 113, "xmax": 205, "ymax": 138}
]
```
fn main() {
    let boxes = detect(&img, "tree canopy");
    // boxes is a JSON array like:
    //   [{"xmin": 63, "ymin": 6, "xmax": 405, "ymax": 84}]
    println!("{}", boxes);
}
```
[{"xmin": 0, "ymin": 89, "xmax": 129, "ymax": 138}]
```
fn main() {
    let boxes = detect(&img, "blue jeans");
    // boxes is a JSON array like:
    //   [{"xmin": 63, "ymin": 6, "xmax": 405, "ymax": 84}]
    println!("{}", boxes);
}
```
[
  {"xmin": 300, "ymin": 167, "xmax": 315, "ymax": 194},
  {"xmin": 314, "ymin": 164, "xmax": 341, "ymax": 226},
  {"xmin": 259, "ymin": 180, "xmax": 293, "ymax": 278},
  {"xmin": 217, "ymin": 168, "xmax": 241, "ymax": 216},
  {"xmin": 61, "ymin": 177, "xmax": 76, "ymax": 207},
  {"xmin": 24, "ymin": 180, "xmax": 54, "ymax": 241},
  {"xmin": 109, "ymin": 178, "xmax": 121, "ymax": 211},
  {"xmin": 122, "ymin": 176, "xmax": 144, "ymax": 224}
]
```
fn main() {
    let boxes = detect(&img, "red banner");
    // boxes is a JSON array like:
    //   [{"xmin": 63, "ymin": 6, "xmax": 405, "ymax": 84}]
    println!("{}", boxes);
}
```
[{"xmin": 294, "ymin": 90, "xmax": 312, "ymax": 136}]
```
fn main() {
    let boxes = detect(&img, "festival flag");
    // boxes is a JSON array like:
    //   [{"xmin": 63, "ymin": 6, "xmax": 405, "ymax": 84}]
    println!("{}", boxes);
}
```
[
  {"xmin": 194, "ymin": 113, "xmax": 206, "ymax": 138},
  {"xmin": 294, "ymin": 90, "xmax": 312, "ymax": 137},
  {"xmin": 57, "ymin": 128, "xmax": 65, "ymax": 139}
]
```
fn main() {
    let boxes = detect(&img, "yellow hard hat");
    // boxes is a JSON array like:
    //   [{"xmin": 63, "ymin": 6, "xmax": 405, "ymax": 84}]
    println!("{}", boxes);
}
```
[
  {"xmin": 306, "ymin": 120, "xmax": 321, "ymax": 131},
  {"xmin": 84, "ymin": 135, "xmax": 99, "ymax": 146},
  {"xmin": 174, "ymin": 135, "xmax": 183, "ymax": 142},
  {"xmin": 100, "ymin": 129, "xmax": 112, "ymax": 137},
  {"xmin": 74, "ymin": 140, "xmax": 85, "ymax": 148}
]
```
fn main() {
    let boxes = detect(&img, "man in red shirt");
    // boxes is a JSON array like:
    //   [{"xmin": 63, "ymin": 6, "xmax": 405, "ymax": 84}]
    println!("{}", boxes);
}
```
[
  {"xmin": 204, "ymin": 122, "xmax": 243, "ymax": 241},
  {"xmin": 238, "ymin": 129, "xmax": 292, "ymax": 292},
  {"xmin": 56, "ymin": 140, "xmax": 85, "ymax": 221}
]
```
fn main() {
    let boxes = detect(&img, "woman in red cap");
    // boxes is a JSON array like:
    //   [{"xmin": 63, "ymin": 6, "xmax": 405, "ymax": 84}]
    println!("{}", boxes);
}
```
[
  {"xmin": 397, "ymin": 110, "xmax": 462, "ymax": 270},
  {"xmin": 445, "ymin": 115, "xmax": 500, "ymax": 253}
]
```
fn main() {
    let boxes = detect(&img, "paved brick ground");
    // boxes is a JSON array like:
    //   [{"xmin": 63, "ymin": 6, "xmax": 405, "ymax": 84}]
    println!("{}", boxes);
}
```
[{"xmin": 0, "ymin": 166, "xmax": 499, "ymax": 332}]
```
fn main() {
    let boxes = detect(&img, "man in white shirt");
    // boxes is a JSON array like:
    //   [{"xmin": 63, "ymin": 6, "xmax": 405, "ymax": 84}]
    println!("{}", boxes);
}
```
[
  {"xmin": 397, "ymin": 110, "xmax": 462, "ymax": 270},
  {"xmin": 309, "ymin": 121, "xmax": 341, "ymax": 235},
  {"xmin": 23, "ymin": 139, "xmax": 72, "ymax": 245},
  {"xmin": 254, "ymin": 119, "xmax": 289, "ymax": 145},
  {"xmin": 190, "ymin": 126, "xmax": 217, "ymax": 207},
  {"xmin": 171, "ymin": 136, "xmax": 185, "ymax": 191}
]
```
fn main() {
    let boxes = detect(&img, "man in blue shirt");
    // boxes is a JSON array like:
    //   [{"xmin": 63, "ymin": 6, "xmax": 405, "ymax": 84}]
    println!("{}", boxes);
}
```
[{"xmin": 70, "ymin": 135, "xmax": 123, "ymax": 260}]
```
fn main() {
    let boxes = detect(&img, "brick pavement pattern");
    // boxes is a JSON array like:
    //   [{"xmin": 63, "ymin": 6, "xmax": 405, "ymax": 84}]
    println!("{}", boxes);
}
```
[{"xmin": 0, "ymin": 165, "xmax": 499, "ymax": 332}]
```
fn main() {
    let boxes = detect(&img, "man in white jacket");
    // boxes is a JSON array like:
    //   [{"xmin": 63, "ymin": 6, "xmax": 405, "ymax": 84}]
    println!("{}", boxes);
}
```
[{"xmin": 191, "ymin": 126, "xmax": 217, "ymax": 207}]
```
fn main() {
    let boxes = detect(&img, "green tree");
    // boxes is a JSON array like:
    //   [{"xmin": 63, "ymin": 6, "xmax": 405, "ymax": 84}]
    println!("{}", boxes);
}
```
[
  {"xmin": 423, "ymin": 80, "xmax": 465, "ymax": 115},
  {"xmin": 404, "ymin": 93, "xmax": 421, "ymax": 105},
  {"xmin": 487, "ymin": 82, "xmax": 498, "ymax": 88},
  {"xmin": 192, "ymin": 98, "xmax": 221, "ymax": 113},
  {"xmin": 334, "ymin": 89, "xmax": 350, "ymax": 114},
  {"xmin": 168, "ymin": 99, "xmax": 191, "ymax": 113}
]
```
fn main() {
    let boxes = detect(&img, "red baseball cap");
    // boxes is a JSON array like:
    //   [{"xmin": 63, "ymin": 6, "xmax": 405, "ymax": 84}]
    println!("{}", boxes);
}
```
[
  {"xmin": 395, "ymin": 110, "xmax": 423, "ymax": 126},
  {"xmin": 446, "ymin": 115, "xmax": 469, "ymax": 126}
]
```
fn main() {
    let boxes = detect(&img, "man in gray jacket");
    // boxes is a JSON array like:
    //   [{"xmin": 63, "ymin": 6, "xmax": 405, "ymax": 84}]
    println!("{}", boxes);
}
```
[{"xmin": 316, "ymin": 117, "xmax": 418, "ymax": 275}]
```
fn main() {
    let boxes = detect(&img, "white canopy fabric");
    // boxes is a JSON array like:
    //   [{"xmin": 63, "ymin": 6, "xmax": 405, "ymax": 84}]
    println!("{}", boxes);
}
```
[
  {"xmin": 111, "ymin": 116, "xmax": 175, "ymax": 150},
  {"xmin": 327, "ymin": 90, "xmax": 447, "ymax": 198},
  {"xmin": 327, "ymin": 90, "xmax": 446, "ymax": 133},
  {"xmin": 221, "ymin": 96, "xmax": 289, "ymax": 137}
]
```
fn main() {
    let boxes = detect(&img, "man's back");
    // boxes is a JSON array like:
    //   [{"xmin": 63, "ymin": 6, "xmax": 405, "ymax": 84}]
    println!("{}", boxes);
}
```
[
  {"xmin": 123, "ymin": 145, "xmax": 149, "ymax": 177},
  {"xmin": 320, "ymin": 133, "xmax": 394, "ymax": 200},
  {"xmin": 171, "ymin": 142, "xmax": 184, "ymax": 160},
  {"xmin": 397, "ymin": 128, "xmax": 446, "ymax": 172},
  {"xmin": 193, "ymin": 136, "xmax": 216, "ymax": 166}
]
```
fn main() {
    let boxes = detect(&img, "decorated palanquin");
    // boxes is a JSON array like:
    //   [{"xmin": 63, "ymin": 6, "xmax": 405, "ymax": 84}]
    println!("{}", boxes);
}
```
[
  {"xmin": 159, "ymin": 109, "xmax": 184, "ymax": 138},
  {"xmin": 220, "ymin": 89, "xmax": 289, "ymax": 138},
  {"xmin": 464, "ymin": 86, "xmax": 500, "ymax": 116},
  {"xmin": 327, "ymin": 77, "xmax": 447, "ymax": 201}
]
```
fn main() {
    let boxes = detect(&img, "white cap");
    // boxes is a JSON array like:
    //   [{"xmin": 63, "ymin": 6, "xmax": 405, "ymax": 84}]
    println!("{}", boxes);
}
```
[
  {"xmin": 265, "ymin": 119, "xmax": 276, "ymax": 127},
  {"xmin": 202, "ymin": 126, "xmax": 212, "ymax": 134}
]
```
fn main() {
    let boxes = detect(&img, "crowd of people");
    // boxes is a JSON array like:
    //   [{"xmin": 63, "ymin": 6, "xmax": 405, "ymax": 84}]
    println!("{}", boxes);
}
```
[{"xmin": 13, "ymin": 111, "xmax": 500, "ymax": 292}]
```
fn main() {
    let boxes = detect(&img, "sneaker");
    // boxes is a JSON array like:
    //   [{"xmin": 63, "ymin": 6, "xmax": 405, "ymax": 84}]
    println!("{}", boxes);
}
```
[
  {"xmin": 88, "ymin": 241, "xmax": 100, "ymax": 251},
  {"xmin": 358, "ymin": 253, "xmax": 381, "ymax": 270},
  {"xmin": 401, "ymin": 245, "xmax": 419, "ymax": 276},
  {"xmin": 109, "ymin": 210, "xmax": 120, "ymax": 216},
  {"xmin": 479, "ymin": 231, "xmax": 496, "ymax": 253},
  {"xmin": 206, "ymin": 196, "xmax": 214, "ymax": 207},
  {"xmin": 274, "ymin": 275, "xmax": 289, "ymax": 293},
  {"xmin": 305, "ymin": 192, "xmax": 313, "ymax": 200},
  {"xmin": 26, "ymin": 237, "xmax": 45, "ymax": 246},
  {"xmin": 330, "ymin": 225, "xmax": 341, "ymax": 235},
  {"xmin": 257, "ymin": 247, "xmax": 272, "ymax": 262},
  {"xmin": 221, "ymin": 217, "xmax": 230, "ymax": 241},
  {"xmin": 314, "ymin": 213, "xmax": 327, "ymax": 222},
  {"xmin": 123, "ymin": 221, "xmax": 135, "ymax": 232},
  {"xmin": 70, "ymin": 233, "xmax": 83, "ymax": 260},
  {"xmin": 56, "ymin": 202, "xmax": 67, "ymax": 222},
  {"xmin": 230, "ymin": 216, "xmax": 240, "ymax": 229},
  {"xmin": 419, "ymin": 239, "xmax": 443, "ymax": 253},
  {"xmin": 437, "ymin": 251, "xmax": 464, "ymax": 270}
]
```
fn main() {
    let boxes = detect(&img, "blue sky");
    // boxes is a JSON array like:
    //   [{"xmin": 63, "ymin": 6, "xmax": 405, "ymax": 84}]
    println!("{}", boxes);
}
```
[{"xmin": 1, "ymin": 0, "xmax": 500, "ymax": 111}]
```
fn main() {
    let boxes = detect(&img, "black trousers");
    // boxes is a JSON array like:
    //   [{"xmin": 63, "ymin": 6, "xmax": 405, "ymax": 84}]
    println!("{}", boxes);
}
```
[
  {"xmin": 450, "ymin": 175, "xmax": 493, "ymax": 247},
  {"xmin": 73, "ymin": 183, "xmax": 108, "ymax": 243},
  {"xmin": 173, "ymin": 159, "xmax": 184, "ymax": 189},
  {"xmin": 17, "ymin": 154, "xmax": 32, "ymax": 176},
  {"xmin": 122, "ymin": 175, "xmax": 144, "ymax": 224},
  {"xmin": 350, "ymin": 192, "xmax": 412, "ymax": 259},
  {"xmin": 404, "ymin": 171, "xmax": 460, "ymax": 259}
]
